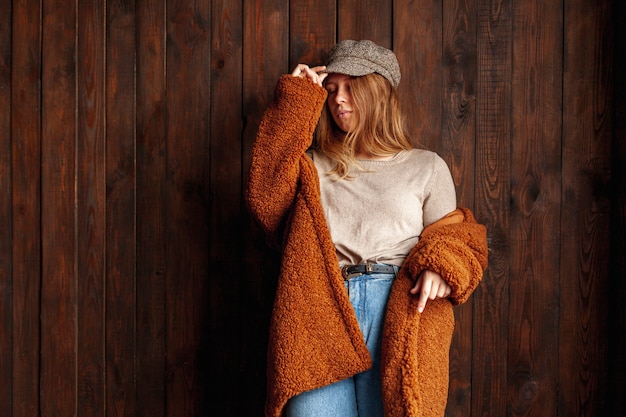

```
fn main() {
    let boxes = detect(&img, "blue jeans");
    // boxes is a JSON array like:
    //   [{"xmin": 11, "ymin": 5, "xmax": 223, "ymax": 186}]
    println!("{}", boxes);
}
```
[{"xmin": 285, "ymin": 270, "xmax": 397, "ymax": 417}]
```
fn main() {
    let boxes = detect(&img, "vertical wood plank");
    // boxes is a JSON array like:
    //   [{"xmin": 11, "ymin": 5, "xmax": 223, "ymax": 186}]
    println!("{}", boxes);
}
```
[
  {"xmin": 242, "ymin": 0, "xmax": 289, "ymax": 165},
  {"xmin": 76, "ymin": 0, "xmax": 106, "ymax": 415},
  {"xmin": 165, "ymin": 1, "xmax": 211, "ymax": 415},
  {"xmin": 40, "ymin": 0, "xmax": 77, "ymax": 414},
  {"xmin": 136, "ymin": 0, "xmax": 167, "ymax": 415},
  {"xmin": 441, "ymin": 0, "xmax": 476, "ymax": 203},
  {"xmin": 609, "ymin": 1, "xmax": 626, "ymax": 415},
  {"xmin": 473, "ymin": 0, "xmax": 512, "ymax": 416},
  {"xmin": 106, "ymin": 0, "xmax": 137, "ymax": 415},
  {"xmin": 561, "ymin": 0, "xmax": 612, "ymax": 416},
  {"xmin": 508, "ymin": 1, "xmax": 562, "ymax": 415},
  {"xmin": 440, "ymin": 0, "xmax": 477, "ymax": 415},
  {"xmin": 0, "ymin": 0, "xmax": 13, "ymax": 415},
  {"xmin": 395, "ymin": 0, "xmax": 443, "ymax": 150},
  {"xmin": 337, "ymin": 0, "xmax": 392, "ymax": 47},
  {"xmin": 289, "ymin": 0, "xmax": 336, "ymax": 66},
  {"xmin": 242, "ymin": 1, "xmax": 289, "ymax": 414},
  {"xmin": 208, "ymin": 0, "xmax": 244, "ymax": 414},
  {"xmin": 10, "ymin": 1, "xmax": 42, "ymax": 415}
]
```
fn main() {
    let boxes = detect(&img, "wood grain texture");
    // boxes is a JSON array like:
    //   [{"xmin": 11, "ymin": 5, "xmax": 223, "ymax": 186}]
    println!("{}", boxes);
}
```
[
  {"xmin": 40, "ymin": 0, "xmax": 77, "ymax": 415},
  {"xmin": 76, "ymin": 0, "xmax": 106, "ymax": 415},
  {"xmin": 106, "ymin": 1, "xmax": 138, "ymax": 415},
  {"xmin": 395, "ymin": 0, "xmax": 443, "ymax": 150},
  {"xmin": 242, "ymin": 0, "xmax": 289, "ymax": 164},
  {"xmin": 338, "ymin": 0, "xmax": 391, "ymax": 47},
  {"xmin": 560, "ymin": 0, "xmax": 612, "ymax": 416},
  {"xmin": 9, "ymin": 1, "xmax": 42, "ymax": 415},
  {"xmin": 0, "ymin": 0, "xmax": 13, "ymax": 415},
  {"xmin": 473, "ymin": 0, "xmax": 512, "ymax": 416},
  {"xmin": 290, "ymin": 0, "xmax": 336, "ymax": 66},
  {"xmin": 509, "ymin": 1, "xmax": 562, "ymax": 415},
  {"xmin": 608, "ymin": 2, "xmax": 626, "ymax": 415},
  {"xmin": 208, "ymin": 0, "xmax": 246, "ymax": 414},
  {"xmin": 440, "ymin": 1, "xmax": 477, "ymax": 415},
  {"xmin": 165, "ymin": 0, "xmax": 211, "ymax": 415},
  {"xmin": 136, "ymin": 0, "xmax": 167, "ymax": 415}
]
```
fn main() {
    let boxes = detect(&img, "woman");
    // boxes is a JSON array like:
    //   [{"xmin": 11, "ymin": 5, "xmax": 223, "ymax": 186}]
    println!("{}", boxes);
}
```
[{"xmin": 247, "ymin": 39, "xmax": 488, "ymax": 417}]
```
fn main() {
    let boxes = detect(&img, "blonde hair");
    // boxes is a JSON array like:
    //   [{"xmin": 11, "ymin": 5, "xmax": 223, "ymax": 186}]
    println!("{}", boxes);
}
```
[{"xmin": 314, "ymin": 73, "xmax": 413, "ymax": 179}]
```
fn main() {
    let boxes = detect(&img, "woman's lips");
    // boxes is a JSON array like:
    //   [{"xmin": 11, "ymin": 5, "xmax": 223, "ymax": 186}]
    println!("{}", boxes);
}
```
[{"xmin": 337, "ymin": 110, "xmax": 351, "ymax": 118}]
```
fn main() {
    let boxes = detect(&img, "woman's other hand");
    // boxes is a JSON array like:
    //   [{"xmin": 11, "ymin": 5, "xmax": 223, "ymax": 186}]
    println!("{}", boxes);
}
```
[
  {"xmin": 291, "ymin": 64, "xmax": 328, "ymax": 87},
  {"xmin": 410, "ymin": 270, "xmax": 452, "ymax": 313}
]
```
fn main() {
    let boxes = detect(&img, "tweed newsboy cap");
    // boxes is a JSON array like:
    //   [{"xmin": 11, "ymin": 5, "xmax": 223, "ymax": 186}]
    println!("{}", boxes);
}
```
[{"xmin": 324, "ymin": 40, "xmax": 401, "ymax": 88}]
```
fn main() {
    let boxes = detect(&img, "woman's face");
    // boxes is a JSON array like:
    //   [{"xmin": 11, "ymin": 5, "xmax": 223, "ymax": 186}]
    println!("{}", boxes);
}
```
[{"xmin": 324, "ymin": 73, "xmax": 355, "ymax": 133}]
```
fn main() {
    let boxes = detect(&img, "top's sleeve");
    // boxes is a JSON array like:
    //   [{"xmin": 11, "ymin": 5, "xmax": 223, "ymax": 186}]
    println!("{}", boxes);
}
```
[
  {"xmin": 246, "ymin": 75, "xmax": 328, "ymax": 244},
  {"xmin": 422, "ymin": 154, "xmax": 457, "ymax": 227}
]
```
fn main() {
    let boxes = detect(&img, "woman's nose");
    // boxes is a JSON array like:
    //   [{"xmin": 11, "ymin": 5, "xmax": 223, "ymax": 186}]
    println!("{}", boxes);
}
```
[{"xmin": 334, "ymin": 89, "xmax": 347, "ymax": 103}]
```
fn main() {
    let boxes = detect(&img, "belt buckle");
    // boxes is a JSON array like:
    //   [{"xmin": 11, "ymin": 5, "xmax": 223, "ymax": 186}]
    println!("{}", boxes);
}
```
[{"xmin": 341, "ymin": 265, "xmax": 362, "ymax": 280}]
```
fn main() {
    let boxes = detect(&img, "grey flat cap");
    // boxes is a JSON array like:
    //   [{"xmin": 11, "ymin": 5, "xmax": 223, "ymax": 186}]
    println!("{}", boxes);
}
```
[{"xmin": 325, "ymin": 40, "xmax": 401, "ymax": 88}]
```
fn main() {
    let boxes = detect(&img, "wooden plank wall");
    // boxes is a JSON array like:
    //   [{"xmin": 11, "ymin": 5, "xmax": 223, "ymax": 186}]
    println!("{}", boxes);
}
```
[
  {"xmin": 0, "ymin": 0, "xmax": 623, "ymax": 416},
  {"xmin": 611, "ymin": 0, "xmax": 626, "ymax": 414}
]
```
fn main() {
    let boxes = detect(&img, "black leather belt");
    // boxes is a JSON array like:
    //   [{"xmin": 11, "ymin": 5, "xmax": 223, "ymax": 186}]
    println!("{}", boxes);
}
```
[{"xmin": 341, "ymin": 263, "xmax": 398, "ymax": 280}]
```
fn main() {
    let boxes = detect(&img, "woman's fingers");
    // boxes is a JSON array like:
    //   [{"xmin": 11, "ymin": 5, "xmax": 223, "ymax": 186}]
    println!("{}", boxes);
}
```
[
  {"xmin": 410, "ymin": 270, "xmax": 452, "ymax": 313},
  {"xmin": 416, "ymin": 279, "xmax": 432, "ymax": 313},
  {"xmin": 291, "ymin": 64, "xmax": 327, "ymax": 86},
  {"xmin": 290, "ymin": 64, "xmax": 307, "ymax": 77}
]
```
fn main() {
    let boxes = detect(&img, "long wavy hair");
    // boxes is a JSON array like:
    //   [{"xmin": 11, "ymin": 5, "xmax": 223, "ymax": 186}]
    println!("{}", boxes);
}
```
[{"xmin": 313, "ymin": 73, "xmax": 413, "ymax": 179}]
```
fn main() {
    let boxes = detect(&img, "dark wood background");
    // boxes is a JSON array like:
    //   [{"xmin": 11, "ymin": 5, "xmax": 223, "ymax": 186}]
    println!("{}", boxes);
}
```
[{"xmin": 1, "ymin": 0, "xmax": 624, "ymax": 416}]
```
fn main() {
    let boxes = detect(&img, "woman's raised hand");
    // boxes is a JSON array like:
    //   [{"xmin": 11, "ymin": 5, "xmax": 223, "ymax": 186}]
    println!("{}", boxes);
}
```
[{"xmin": 291, "ymin": 64, "xmax": 328, "ymax": 87}]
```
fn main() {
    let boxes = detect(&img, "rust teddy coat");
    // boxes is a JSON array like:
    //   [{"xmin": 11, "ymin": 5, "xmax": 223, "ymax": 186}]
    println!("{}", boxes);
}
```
[{"xmin": 246, "ymin": 75, "xmax": 488, "ymax": 417}]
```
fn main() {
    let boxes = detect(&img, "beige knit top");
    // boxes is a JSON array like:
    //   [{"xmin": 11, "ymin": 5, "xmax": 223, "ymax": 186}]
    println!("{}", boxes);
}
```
[{"xmin": 309, "ymin": 148, "xmax": 457, "ymax": 267}]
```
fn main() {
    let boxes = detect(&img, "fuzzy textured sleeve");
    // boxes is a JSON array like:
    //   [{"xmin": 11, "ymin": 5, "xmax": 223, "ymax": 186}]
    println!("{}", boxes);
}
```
[
  {"xmin": 404, "ymin": 207, "xmax": 488, "ymax": 304},
  {"xmin": 246, "ymin": 75, "xmax": 328, "ymax": 244},
  {"xmin": 381, "ymin": 207, "xmax": 488, "ymax": 417}
]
